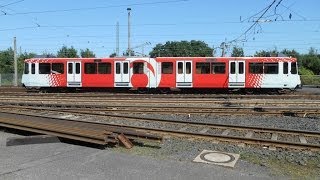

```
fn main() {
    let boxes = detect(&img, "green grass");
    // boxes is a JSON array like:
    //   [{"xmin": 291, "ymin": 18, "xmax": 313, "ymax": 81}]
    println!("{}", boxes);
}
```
[
  {"xmin": 300, "ymin": 75, "xmax": 320, "ymax": 86},
  {"xmin": 241, "ymin": 152, "xmax": 320, "ymax": 179}
]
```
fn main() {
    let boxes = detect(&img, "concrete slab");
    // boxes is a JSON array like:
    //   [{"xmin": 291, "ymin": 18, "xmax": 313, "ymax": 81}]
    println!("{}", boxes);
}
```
[
  {"xmin": 6, "ymin": 135, "xmax": 60, "ymax": 146},
  {"xmin": 0, "ymin": 130, "xmax": 275, "ymax": 180},
  {"xmin": 193, "ymin": 150, "xmax": 240, "ymax": 168}
]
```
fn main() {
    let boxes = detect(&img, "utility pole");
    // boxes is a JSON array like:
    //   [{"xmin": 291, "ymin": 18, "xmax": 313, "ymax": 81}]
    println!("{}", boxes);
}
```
[
  {"xmin": 127, "ymin": 8, "xmax": 131, "ymax": 57},
  {"xmin": 116, "ymin": 21, "xmax": 119, "ymax": 56},
  {"xmin": 220, "ymin": 38, "xmax": 227, "ymax": 57},
  {"xmin": 13, "ymin": 37, "xmax": 18, "ymax": 86},
  {"xmin": 212, "ymin": 45, "xmax": 215, "ymax": 57}
]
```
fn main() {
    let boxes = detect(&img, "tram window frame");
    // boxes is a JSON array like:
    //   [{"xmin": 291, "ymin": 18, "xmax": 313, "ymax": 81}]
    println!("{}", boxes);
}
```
[
  {"xmin": 249, "ymin": 63, "xmax": 263, "ymax": 74},
  {"xmin": 84, "ymin": 63, "xmax": 97, "ymax": 74},
  {"xmin": 98, "ymin": 62, "xmax": 111, "ymax": 74},
  {"xmin": 31, "ymin": 63, "xmax": 35, "ymax": 74},
  {"xmin": 178, "ymin": 62, "xmax": 183, "ymax": 74},
  {"xmin": 291, "ymin": 62, "xmax": 297, "ymax": 74},
  {"xmin": 51, "ymin": 63, "xmax": 64, "ymax": 74},
  {"xmin": 123, "ymin": 62, "xmax": 129, "ymax": 74},
  {"xmin": 24, "ymin": 63, "xmax": 29, "ymax": 74},
  {"xmin": 196, "ymin": 62, "xmax": 210, "ymax": 74},
  {"xmin": 283, "ymin": 62, "xmax": 288, "ymax": 74},
  {"xmin": 39, "ymin": 63, "xmax": 51, "ymax": 74},
  {"xmin": 264, "ymin": 63, "xmax": 279, "ymax": 74},
  {"xmin": 186, "ymin": 62, "xmax": 191, "ymax": 74},
  {"xmin": 68, "ymin": 63, "xmax": 72, "ymax": 74},
  {"xmin": 161, "ymin": 62, "xmax": 173, "ymax": 74},
  {"xmin": 239, "ymin": 62, "xmax": 244, "ymax": 74},
  {"xmin": 116, "ymin": 63, "xmax": 121, "ymax": 74},
  {"xmin": 75, "ymin": 63, "xmax": 80, "ymax": 74},
  {"xmin": 133, "ymin": 62, "xmax": 144, "ymax": 74},
  {"xmin": 230, "ymin": 62, "xmax": 236, "ymax": 74},
  {"xmin": 211, "ymin": 62, "xmax": 226, "ymax": 74}
]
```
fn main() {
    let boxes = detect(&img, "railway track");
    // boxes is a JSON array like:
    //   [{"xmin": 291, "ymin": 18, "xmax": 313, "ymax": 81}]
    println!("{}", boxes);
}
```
[
  {"xmin": 0, "ymin": 90, "xmax": 319, "ymax": 100},
  {"xmin": 0, "ymin": 102, "xmax": 319, "ymax": 117},
  {"xmin": 1, "ymin": 96, "xmax": 320, "ymax": 106},
  {"xmin": 0, "ymin": 107, "xmax": 319, "ymax": 151}
]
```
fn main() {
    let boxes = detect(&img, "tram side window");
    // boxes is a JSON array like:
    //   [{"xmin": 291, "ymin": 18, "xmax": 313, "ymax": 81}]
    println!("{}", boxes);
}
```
[
  {"xmin": 133, "ymin": 62, "xmax": 144, "ymax": 74},
  {"xmin": 249, "ymin": 63, "xmax": 263, "ymax": 74},
  {"xmin": 24, "ymin": 63, "xmax": 29, "ymax": 74},
  {"xmin": 196, "ymin": 62, "xmax": 210, "ymax": 74},
  {"xmin": 39, "ymin": 63, "xmax": 51, "ymax": 74},
  {"xmin": 162, "ymin": 62, "xmax": 173, "ymax": 74},
  {"xmin": 52, "ymin": 63, "xmax": 64, "ymax": 74},
  {"xmin": 123, "ymin": 62, "xmax": 129, "ymax": 74},
  {"xmin": 264, "ymin": 63, "xmax": 278, "ymax": 74},
  {"xmin": 212, "ymin": 62, "xmax": 225, "ymax": 74},
  {"xmin": 283, "ymin": 62, "xmax": 288, "ymax": 74},
  {"xmin": 178, "ymin": 62, "xmax": 183, "ymax": 74},
  {"xmin": 186, "ymin": 62, "xmax": 191, "ymax": 74},
  {"xmin": 85, "ymin": 63, "xmax": 96, "ymax": 74},
  {"xmin": 239, "ymin": 62, "xmax": 244, "ymax": 74},
  {"xmin": 230, "ymin": 62, "xmax": 235, "ymax": 74},
  {"xmin": 98, "ymin": 63, "xmax": 111, "ymax": 74},
  {"xmin": 31, "ymin": 64, "xmax": 35, "ymax": 74},
  {"xmin": 291, "ymin": 62, "xmax": 297, "ymax": 74},
  {"xmin": 76, "ymin": 63, "xmax": 80, "ymax": 74},
  {"xmin": 116, "ymin": 63, "xmax": 120, "ymax": 74}
]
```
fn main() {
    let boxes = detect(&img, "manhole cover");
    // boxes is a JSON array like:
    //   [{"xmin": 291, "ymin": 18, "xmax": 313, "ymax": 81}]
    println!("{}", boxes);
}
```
[{"xmin": 193, "ymin": 150, "xmax": 240, "ymax": 168}]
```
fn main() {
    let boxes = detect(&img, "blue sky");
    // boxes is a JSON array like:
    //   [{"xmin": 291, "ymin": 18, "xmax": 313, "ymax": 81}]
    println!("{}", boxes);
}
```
[{"xmin": 0, "ymin": 0, "xmax": 319, "ymax": 57}]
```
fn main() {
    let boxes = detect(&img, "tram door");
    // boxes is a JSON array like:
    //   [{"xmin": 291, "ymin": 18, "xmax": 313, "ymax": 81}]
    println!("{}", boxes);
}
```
[
  {"xmin": 114, "ymin": 61, "xmax": 130, "ymax": 87},
  {"xmin": 228, "ymin": 60, "xmax": 245, "ymax": 88},
  {"xmin": 67, "ymin": 61, "xmax": 81, "ymax": 87},
  {"xmin": 176, "ymin": 61, "xmax": 192, "ymax": 87}
]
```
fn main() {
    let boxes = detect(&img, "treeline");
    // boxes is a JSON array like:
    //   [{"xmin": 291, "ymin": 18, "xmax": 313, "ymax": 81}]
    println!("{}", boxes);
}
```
[
  {"xmin": 0, "ymin": 45, "xmax": 95, "ymax": 74},
  {"xmin": 248, "ymin": 48, "xmax": 320, "ymax": 76},
  {"xmin": 0, "ymin": 41, "xmax": 319, "ymax": 76}
]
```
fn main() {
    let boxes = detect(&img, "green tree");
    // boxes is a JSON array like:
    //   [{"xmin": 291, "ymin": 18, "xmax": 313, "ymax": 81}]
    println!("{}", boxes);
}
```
[
  {"xmin": 18, "ymin": 52, "xmax": 36, "ymax": 73},
  {"xmin": 123, "ymin": 50, "xmax": 135, "ymax": 57},
  {"xmin": 231, "ymin": 46, "xmax": 244, "ymax": 57},
  {"xmin": 0, "ymin": 48, "xmax": 14, "ymax": 73},
  {"xmin": 299, "ymin": 47, "xmax": 320, "ymax": 75},
  {"xmin": 57, "ymin": 46, "xmax": 79, "ymax": 58},
  {"xmin": 109, "ymin": 52, "xmax": 117, "ymax": 57},
  {"xmin": 254, "ymin": 49, "xmax": 279, "ymax": 57},
  {"xmin": 280, "ymin": 49, "xmax": 300, "ymax": 58},
  {"xmin": 80, "ymin": 48, "xmax": 95, "ymax": 58},
  {"xmin": 149, "ymin": 40, "xmax": 213, "ymax": 58}
]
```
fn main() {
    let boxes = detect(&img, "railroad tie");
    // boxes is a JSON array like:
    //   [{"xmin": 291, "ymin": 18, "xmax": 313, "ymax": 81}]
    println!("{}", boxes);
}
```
[
  {"xmin": 117, "ymin": 133, "xmax": 134, "ymax": 149},
  {"xmin": 271, "ymin": 133, "xmax": 278, "ymax": 141},
  {"xmin": 221, "ymin": 129, "xmax": 230, "ymax": 136},
  {"xmin": 298, "ymin": 135, "xmax": 308, "ymax": 144},
  {"xmin": 238, "ymin": 131, "xmax": 255, "ymax": 148},
  {"xmin": 199, "ymin": 127, "xmax": 210, "ymax": 134},
  {"xmin": 269, "ymin": 133, "xmax": 278, "ymax": 151},
  {"xmin": 178, "ymin": 126, "xmax": 188, "ymax": 131},
  {"xmin": 245, "ymin": 131, "xmax": 254, "ymax": 138}
]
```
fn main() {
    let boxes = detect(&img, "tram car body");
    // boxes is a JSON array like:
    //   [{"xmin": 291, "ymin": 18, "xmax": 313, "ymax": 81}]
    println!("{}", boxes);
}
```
[{"xmin": 22, "ymin": 57, "xmax": 301, "ymax": 92}]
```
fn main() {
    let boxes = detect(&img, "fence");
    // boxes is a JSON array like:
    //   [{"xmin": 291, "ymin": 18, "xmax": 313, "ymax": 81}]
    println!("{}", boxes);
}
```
[
  {"xmin": 0, "ymin": 74, "xmax": 319, "ymax": 87},
  {"xmin": 300, "ymin": 75, "xmax": 320, "ymax": 86},
  {"xmin": 0, "ymin": 74, "xmax": 23, "ymax": 86}
]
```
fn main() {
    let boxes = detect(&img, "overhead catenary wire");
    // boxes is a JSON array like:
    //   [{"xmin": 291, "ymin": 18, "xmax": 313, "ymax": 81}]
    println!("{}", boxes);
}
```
[{"xmin": 0, "ymin": 0, "xmax": 188, "ymax": 16}]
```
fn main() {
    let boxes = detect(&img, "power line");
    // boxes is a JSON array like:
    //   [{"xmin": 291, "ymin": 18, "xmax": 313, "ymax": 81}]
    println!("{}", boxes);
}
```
[
  {"xmin": 1, "ymin": 18, "xmax": 320, "ymax": 32},
  {"xmin": 0, "ymin": 0, "xmax": 188, "ymax": 16},
  {"xmin": 0, "ymin": 0, "xmax": 24, "ymax": 8}
]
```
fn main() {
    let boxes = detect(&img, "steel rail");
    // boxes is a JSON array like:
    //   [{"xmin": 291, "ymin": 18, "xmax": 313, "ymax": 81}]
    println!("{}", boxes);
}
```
[
  {"xmin": 0, "ymin": 97, "xmax": 320, "ymax": 106},
  {"xmin": 0, "ymin": 92, "xmax": 319, "ymax": 100},
  {"xmin": 2, "ymin": 107, "xmax": 318, "ymax": 137},
  {"xmin": 0, "ymin": 108, "xmax": 319, "ymax": 151},
  {"xmin": 0, "ymin": 112, "xmax": 162, "ymax": 146}
]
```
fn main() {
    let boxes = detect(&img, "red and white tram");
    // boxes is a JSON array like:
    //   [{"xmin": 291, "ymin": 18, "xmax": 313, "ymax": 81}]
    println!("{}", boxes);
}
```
[{"xmin": 22, "ymin": 57, "xmax": 301, "ymax": 92}]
